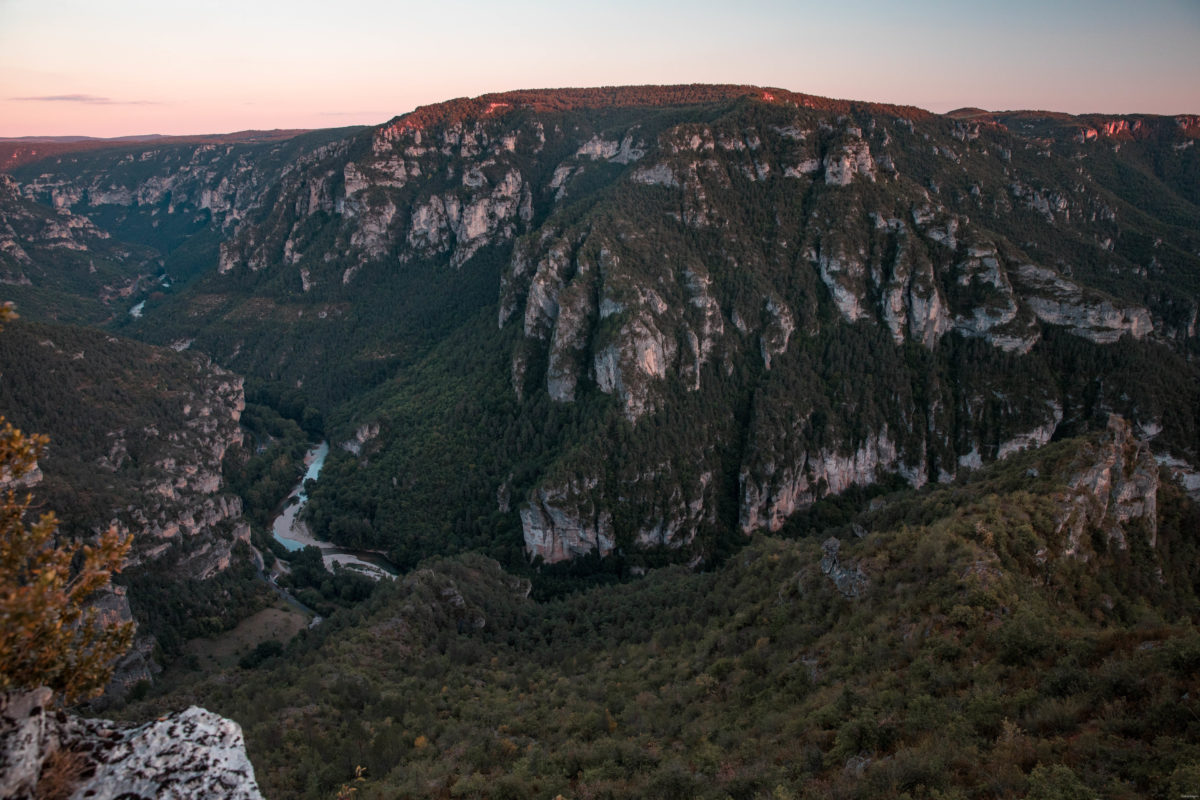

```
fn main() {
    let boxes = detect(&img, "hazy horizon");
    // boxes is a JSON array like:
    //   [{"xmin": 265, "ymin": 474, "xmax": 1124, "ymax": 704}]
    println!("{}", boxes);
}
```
[{"xmin": 2, "ymin": 0, "xmax": 1198, "ymax": 138}]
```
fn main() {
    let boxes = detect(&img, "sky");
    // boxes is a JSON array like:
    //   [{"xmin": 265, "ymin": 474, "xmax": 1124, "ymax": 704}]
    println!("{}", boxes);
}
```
[{"xmin": 1, "ymin": 0, "xmax": 1198, "ymax": 138}]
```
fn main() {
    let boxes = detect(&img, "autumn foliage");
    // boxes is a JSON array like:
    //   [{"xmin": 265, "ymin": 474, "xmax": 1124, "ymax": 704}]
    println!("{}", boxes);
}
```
[{"xmin": 0, "ymin": 306, "xmax": 133, "ymax": 704}]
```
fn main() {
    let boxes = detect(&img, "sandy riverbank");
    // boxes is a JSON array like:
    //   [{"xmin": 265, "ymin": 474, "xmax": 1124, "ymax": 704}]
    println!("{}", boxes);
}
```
[{"xmin": 271, "ymin": 442, "xmax": 395, "ymax": 581}]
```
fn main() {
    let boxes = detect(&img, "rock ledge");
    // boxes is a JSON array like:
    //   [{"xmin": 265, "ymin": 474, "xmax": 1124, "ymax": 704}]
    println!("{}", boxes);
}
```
[{"xmin": 0, "ymin": 688, "xmax": 263, "ymax": 800}]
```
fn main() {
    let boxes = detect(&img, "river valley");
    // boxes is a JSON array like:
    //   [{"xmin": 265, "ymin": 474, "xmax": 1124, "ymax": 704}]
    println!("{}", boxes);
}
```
[{"xmin": 271, "ymin": 442, "xmax": 398, "ymax": 580}]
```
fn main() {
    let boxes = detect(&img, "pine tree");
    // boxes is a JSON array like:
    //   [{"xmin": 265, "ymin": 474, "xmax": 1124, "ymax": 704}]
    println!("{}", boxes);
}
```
[{"xmin": 0, "ymin": 304, "xmax": 133, "ymax": 703}]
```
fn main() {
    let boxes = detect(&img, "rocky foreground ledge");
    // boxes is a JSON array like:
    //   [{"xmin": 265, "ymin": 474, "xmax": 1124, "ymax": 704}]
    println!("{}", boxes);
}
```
[{"xmin": 0, "ymin": 688, "xmax": 263, "ymax": 799}]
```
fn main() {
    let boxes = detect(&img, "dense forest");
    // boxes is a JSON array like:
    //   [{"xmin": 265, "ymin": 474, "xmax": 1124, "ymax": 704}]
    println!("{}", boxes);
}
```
[{"xmin": 129, "ymin": 430, "xmax": 1200, "ymax": 799}]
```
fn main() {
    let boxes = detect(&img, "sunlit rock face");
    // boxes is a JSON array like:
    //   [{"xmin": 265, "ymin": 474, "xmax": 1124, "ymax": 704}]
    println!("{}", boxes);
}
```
[{"xmin": 11, "ymin": 87, "xmax": 1196, "ymax": 565}]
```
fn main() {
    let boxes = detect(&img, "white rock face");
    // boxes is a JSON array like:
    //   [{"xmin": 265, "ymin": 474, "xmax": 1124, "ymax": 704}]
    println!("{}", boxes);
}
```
[
  {"xmin": 958, "ymin": 447, "xmax": 983, "ymax": 470},
  {"xmin": 1056, "ymin": 416, "xmax": 1159, "ymax": 555},
  {"xmin": 549, "ymin": 164, "xmax": 575, "ymax": 200},
  {"xmin": 823, "ymin": 140, "xmax": 876, "ymax": 185},
  {"xmin": 760, "ymin": 296, "xmax": 794, "ymax": 368},
  {"xmin": 521, "ymin": 483, "xmax": 614, "ymax": 563},
  {"xmin": 0, "ymin": 689, "xmax": 264, "ymax": 800},
  {"xmin": 349, "ymin": 196, "xmax": 398, "ymax": 258},
  {"xmin": 906, "ymin": 271, "xmax": 953, "ymax": 348},
  {"xmin": 997, "ymin": 403, "xmax": 1062, "ymax": 460},
  {"xmin": 611, "ymin": 133, "xmax": 646, "ymax": 164},
  {"xmin": 946, "ymin": 247, "xmax": 1041, "ymax": 353},
  {"xmin": 576, "ymin": 136, "xmax": 620, "ymax": 159},
  {"xmin": 65, "ymin": 707, "xmax": 264, "ymax": 800},
  {"xmin": 1156, "ymin": 454, "xmax": 1200, "ymax": 502},
  {"xmin": 405, "ymin": 169, "xmax": 529, "ymax": 267},
  {"xmin": 740, "ymin": 429, "xmax": 914, "ymax": 533},
  {"xmin": 0, "ymin": 689, "xmax": 54, "ymax": 798},
  {"xmin": 1015, "ymin": 264, "xmax": 1152, "ymax": 343},
  {"xmin": 521, "ymin": 240, "xmax": 573, "ymax": 337},
  {"xmin": 546, "ymin": 275, "xmax": 595, "ymax": 402},
  {"xmin": 816, "ymin": 250, "xmax": 866, "ymax": 322},
  {"xmin": 680, "ymin": 266, "xmax": 724, "ymax": 388},
  {"xmin": 341, "ymin": 422, "xmax": 380, "ymax": 455},
  {"xmin": 504, "ymin": 230, "xmax": 706, "ymax": 411},
  {"xmin": 784, "ymin": 158, "xmax": 822, "ymax": 178},
  {"xmin": 593, "ymin": 317, "xmax": 675, "ymax": 421},
  {"xmin": 631, "ymin": 162, "xmax": 678, "ymax": 186}
]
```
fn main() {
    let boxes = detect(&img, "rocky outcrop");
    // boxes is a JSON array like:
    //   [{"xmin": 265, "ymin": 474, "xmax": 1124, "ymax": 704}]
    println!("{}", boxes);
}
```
[
  {"xmin": 546, "ymin": 274, "xmax": 596, "ymax": 402},
  {"xmin": 508, "ymin": 228, "xmax": 714, "ymax": 421},
  {"xmin": 1156, "ymin": 454, "xmax": 1200, "ymax": 503},
  {"xmin": 823, "ymin": 138, "xmax": 876, "ymax": 186},
  {"xmin": 0, "ymin": 175, "xmax": 108, "ymax": 253},
  {"xmin": 0, "ymin": 688, "xmax": 264, "ymax": 800},
  {"xmin": 820, "ymin": 537, "xmax": 869, "ymax": 598},
  {"xmin": 405, "ymin": 168, "xmax": 532, "ymax": 267},
  {"xmin": 521, "ymin": 481, "xmax": 614, "ymax": 563},
  {"xmin": 1014, "ymin": 264, "xmax": 1152, "ymax": 343},
  {"xmin": 1056, "ymin": 416, "xmax": 1159, "ymax": 556},
  {"xmin": 99, "ymin": 366, "xmax": 249, "ymax": 580},
  {"xmin": 815, "ymin": 247, "xmax": 868, "ymax": 322},
  {"xmin": 341, "ymin": 422, "xmax": 381, "ymax": 455},
  {"xmin": 740, "ymin": 429, "xmax": 911, "ymax": 533},
  {"xmin": 214, "ymin": 120, "xmax": 541, "ymax": 286},
  {"xmin": 593, "ymin": 317, "xmax": 676, "ymax": 420},
  {"xmin": 89, "ymin": 587, "xmax": 158, "ymax": 701},
  {"xmin": 996, "ymin": 404, "xmax": 1062, "ymax": 460}
]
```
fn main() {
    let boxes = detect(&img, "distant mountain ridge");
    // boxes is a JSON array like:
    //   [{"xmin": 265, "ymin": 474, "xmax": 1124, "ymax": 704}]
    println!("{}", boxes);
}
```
[
  {"xmin": 0, "ymin": 135, "xmax": 172, "ymax": 143},
  {"xmin": 0, "ymin": 129, "xmax": 320, "ymax": 172},
  {"xmin": 3, "ymin": 84, "xmax": 1198, "ymax": 571}
]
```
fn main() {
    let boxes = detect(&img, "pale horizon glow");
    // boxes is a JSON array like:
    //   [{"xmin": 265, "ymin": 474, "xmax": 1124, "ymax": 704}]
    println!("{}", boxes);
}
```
[{"xmin": 1, "ymin": 0, "xmax": 1197, "ymax": 138}]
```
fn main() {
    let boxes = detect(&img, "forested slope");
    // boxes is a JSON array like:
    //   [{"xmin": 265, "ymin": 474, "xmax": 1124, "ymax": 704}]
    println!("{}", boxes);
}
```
[
  {"xmin": 133, "ymin": 423, "xmax": 1200, "ymax": 799},
  {"xmin": 7, "ymin": 87, "xmax": 1199, "ymax": 570}
]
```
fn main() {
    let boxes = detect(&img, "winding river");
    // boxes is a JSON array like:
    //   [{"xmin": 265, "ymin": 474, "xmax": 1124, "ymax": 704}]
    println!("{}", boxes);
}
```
[{"xmin": 271, "ymin": 442, "xmax": 398, "ymax": 580}]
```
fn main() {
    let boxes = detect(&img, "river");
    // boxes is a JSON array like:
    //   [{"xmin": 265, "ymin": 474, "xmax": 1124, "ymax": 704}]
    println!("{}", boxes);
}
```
[{"xmin": 271, "ymin": 442, "xmax": 398, "ymax": 580}]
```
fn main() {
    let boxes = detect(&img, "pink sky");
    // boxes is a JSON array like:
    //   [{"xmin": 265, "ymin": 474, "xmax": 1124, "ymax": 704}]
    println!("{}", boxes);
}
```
[{"xmin": 2, "ymin": 0, "xmax": 1198, "ymax": 138}]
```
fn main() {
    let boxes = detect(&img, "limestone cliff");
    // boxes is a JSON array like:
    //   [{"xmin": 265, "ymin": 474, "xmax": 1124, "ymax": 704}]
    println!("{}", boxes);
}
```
[
  {"xmin": 0, "ymin": 321, "xmax": 253, "ymax": 696},
  {"xmin": 487, "ymin": 94, "xmax": 1194, "ymax": 560},
  {"xmin": 521, "ymin": 481, "xmax": 615, "ymax": 563},
  {"xmin": 79, "ymin": 357, "xmax": 249, "ymax": 580},
  {"xmin": 6, "ymin": 130, "xmax": 355, "ymax": 320},
  {"xmin": 9, "ymin": 86, "xmax": 1198, "ymax": 567},
  {"xmin": 1055, "ymin": 416, "xmax": 1160, "ymax": 556},
  {"xmin": 0, "ymin": 174, "xmax": 158, "ymax": 317},
  {"xmin": 217, "ymin": 118, "xmax": 536, "ymax": 286}
]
